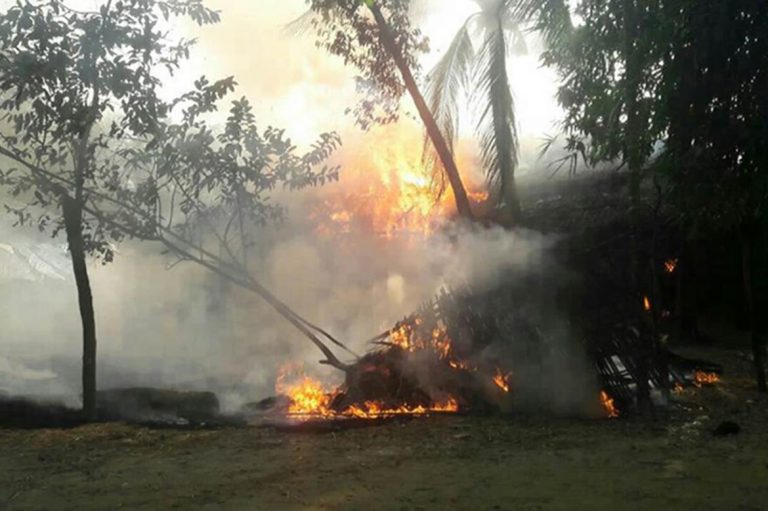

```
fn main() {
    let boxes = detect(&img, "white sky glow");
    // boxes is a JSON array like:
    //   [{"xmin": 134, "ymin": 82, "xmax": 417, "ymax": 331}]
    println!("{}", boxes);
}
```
[{"xmin": 178, "ymin": 0, "xmax": 563, "ymax": 172}]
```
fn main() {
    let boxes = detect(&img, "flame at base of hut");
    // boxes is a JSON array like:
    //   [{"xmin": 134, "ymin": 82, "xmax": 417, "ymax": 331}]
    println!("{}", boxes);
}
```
[
  {"xmin": 600, "ymin": 391, "xmax": 619, "ymax": 418},
  {"xmin": 693, "ymin": 370, "xmax": 721, "ymax": 387},
  {"xmin": 275, "ymin": 367, "xmax": 459, "ymax": 421},
  {"xmin": 272, "ymin": 296, "xmax": 622, "ymax": 423}
]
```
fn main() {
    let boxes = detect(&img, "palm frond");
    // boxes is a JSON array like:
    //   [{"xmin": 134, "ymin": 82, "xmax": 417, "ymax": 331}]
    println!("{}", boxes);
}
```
[
  {"xmin": 283, "ymin": 9, "xmax": 319, "ymax": 37},
  {"xmin": 472, "ymin": 22, "xmax": 519, "ymax": 202},
  {"xmin": 507, "ymin": 23, "xmax": 528, "ymax": 56},
  {"xmin": 422, "ymin": 20, "xmax": 476, "ymax": 196},
  {"xmin": 537, "ymin": 133, "xmax": 559, "ymax": 161},
  {"xmin": 505, "ymin": 0, "xmax": 573, "ymax": 49},
  {"xmin": 539, "ymin": 134, "xmax": 592, "ymax": 177}
]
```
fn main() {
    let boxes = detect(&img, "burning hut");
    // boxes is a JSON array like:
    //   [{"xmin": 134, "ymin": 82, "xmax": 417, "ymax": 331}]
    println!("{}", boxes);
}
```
[{"xmin": 248, "ymin": 167, "xmax": 728, "ymax": 426}]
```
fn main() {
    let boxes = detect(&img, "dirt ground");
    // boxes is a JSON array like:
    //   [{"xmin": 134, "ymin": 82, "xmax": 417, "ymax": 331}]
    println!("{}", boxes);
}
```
[{"xmin": 1, "ymin": 347, "xmax": 767, "ymax": 511}]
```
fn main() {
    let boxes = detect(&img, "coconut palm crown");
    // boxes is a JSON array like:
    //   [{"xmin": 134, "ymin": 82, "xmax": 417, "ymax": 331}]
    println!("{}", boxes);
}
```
[{"xmin": 424, "ymin": 0, "xmax": 572, "ymax": 220}]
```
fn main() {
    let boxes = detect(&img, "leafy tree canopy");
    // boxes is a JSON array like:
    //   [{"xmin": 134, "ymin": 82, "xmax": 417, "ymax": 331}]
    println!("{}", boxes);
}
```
[
  {"xmin": 0, "ymin": 0, "xmax": 340, "ymax": 268},
  {"xmin": 305, "ymin": 0, "xmax": 429, "ymax": 129}
]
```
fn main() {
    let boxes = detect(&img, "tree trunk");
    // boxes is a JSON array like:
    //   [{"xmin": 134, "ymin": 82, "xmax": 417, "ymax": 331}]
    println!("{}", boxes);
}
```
[
  {"xmin": 678, "ymin": 239, "xmax": 702, "ymax": 343},
  {"xmin": 489, "ymin": 15, "xmax": 522, "ymax": 223},
  {"xmin": 367, "ymin": 4, "xmax": 474, "ymax": 220},
  {"xmin": 62, "ymin": 196, "xmax": 98, "ymax": 419},
  {"xmin": 741, "ymin": 227, "xmax": 767, "ymax": 392},
  {"xmin": 622, "ymin": 0, "xmax": 642, "ymax": 190},
  {"xmin": 622, "ymin": 0, "xmax": 654, "ymax": 417},
  {"xmin": 622, "ymin": 0, "xmax": 644, "ymax": 300}
]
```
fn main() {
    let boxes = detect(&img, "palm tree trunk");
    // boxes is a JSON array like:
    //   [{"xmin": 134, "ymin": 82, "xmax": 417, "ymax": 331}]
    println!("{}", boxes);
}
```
[
  {"xmin": 62, "ymin": 195, "xmax": 98, "ymax": 420},
  {"xmin": 489, "ymin": 15, "xmax": 521, "ymax": 222},
  {"xmin": 367, "ymin": 4, "xmax": 474, "ymax": 220}
]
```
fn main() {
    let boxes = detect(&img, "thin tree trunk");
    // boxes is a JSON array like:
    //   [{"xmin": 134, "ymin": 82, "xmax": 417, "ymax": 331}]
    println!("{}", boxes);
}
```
[
  {"xmin": 741, "ymin": 228, "xmax": 767, "ymax": 392},
  {"xmin": 367, "ymin": 4, "xmax": 474, "ymax": 220},
  {"xmin": 622, "ymin": 0, "xmax": 653, "ymax": 416},
  {"xmin": 622, "ymin": 0, "xmax": 642, "ymax": 194},
  {"xmin": 622, "ymin": 0, "xmax": 643, "ymax": 297},
  {"xmin": 678, "ymin": 240, "xmax": 702, "ymax": 343},
  {"xmin": 650, "ymin": 185, "xmax": 669, "ymax": 403},
  {"xmin": 62, "ymin": 196, "xmax": 98, "ymax": 420},
  {"xmin": 489, "ymin": 15, "xmax": 521, "ymax": 223}
]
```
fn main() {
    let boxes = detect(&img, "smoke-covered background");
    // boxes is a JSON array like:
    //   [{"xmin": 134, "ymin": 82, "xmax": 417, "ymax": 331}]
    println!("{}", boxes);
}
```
[{"xmin": 0, "ymin": 0, "xmax": 594, "ymax": 413}]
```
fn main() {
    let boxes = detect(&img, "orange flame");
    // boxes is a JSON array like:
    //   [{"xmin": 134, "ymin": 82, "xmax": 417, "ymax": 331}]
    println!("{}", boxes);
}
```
[
  {"xmin": 276, "ymin": 364, "xmax": 459, "ymax": 420},
  {"xmin": 600, "ymin": 391, "xmax": 619, "ymax": 418},
  {"xmin": 275, "ymin": 365, "xmax": 337, "ymax": 418},
  {"xmin": 643, "ymin": 296, "xmax": 652, "ymax": 312},
  {"xmin": 694, "ymin": 371, "xmax": 720, "ymax": 387},
  {"xmin": 387, "ymin": 318, "xmax": 476, "ymax": 373},
  {"xmin": 390, "ymin": 323, "xmax": 414, "ymax": 351},
  {"xmin": 388, "ymin": 320, "xmax": 455, "ymax": 358},
  {"xmin": 664, "ymin": 258, "xmax": 678, "ymax": 274},
  {"xmin": 312, "ymin": 125, "xmax": 487, "ymax": 238},
  {"xmin": 493, "ymin": 368, "xmax": 512, "ymax": 393},
  {"xmin": 345, "ymin": 398, "xmax": 459, "ymax": 418},
  {"xmin": 449, "ymin": 359, "xmax": 474, "ymax": 371}
]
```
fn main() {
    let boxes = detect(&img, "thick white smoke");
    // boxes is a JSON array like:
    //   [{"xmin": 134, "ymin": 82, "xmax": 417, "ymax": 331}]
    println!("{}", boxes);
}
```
[
  {"xmin": 1, "ymin": 206, "xmax": 593, "ymax": 415},
  {"xmin": 0, "ymin": 0, "xmax": 584, "ymax": 415}
]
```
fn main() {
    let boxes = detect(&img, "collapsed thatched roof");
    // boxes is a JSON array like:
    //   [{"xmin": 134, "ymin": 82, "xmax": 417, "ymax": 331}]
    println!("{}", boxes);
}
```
[{"xmin": 519, "ymin": 170, "xmax": 635, "ymax": 232}]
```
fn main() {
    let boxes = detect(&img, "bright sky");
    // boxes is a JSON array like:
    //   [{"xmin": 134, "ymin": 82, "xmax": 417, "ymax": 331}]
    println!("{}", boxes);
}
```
[
  {"xmin": 0, "ymin": 0, "xmax": 564, "ymax": 170},
  {"xmin": 176, "ymin": 0, "xmax": 563, "ymax": 170}
]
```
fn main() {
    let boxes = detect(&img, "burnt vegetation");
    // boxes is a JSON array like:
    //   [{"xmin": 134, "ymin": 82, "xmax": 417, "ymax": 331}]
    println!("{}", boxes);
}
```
[
  {"xmin": 0, "ymin": 0, "xmax": 765, "ymax": 462},
  {"xmin": 1, "ymin": 1, "xmax": 768, "ymax": 509}
]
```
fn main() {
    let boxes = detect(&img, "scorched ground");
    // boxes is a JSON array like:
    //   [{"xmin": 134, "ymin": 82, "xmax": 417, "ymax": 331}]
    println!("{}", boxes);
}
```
[{"xmin": 1, "ymin": 345, "xmax": 767, "ymax": 511}]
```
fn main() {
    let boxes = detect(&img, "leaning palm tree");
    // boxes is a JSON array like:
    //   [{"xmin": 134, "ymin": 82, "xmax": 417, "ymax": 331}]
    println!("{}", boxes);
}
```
[{"xmin": 425, "ymin": 0, "xmax": 572, "ymax": 222}]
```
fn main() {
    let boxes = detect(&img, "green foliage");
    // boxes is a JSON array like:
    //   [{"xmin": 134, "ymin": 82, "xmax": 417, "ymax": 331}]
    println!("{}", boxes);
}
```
[
  {"xmin": 0, "ymin": 0, "xmax": 219, "ymax": 260},
  {"xmin": 472, "ymin": 13, "xmax": 520, "ymax": 201},
  {"xmin": 537, "ymin": 0, "xmax": 664, "ymax": 169},
  {"xmin": 530, "ymin": 0, "xmax": 768, "ymax": 233},
  {"xmin": 422, "ymin": 21, "xmax": 473, "ymax": 194},
  {"xmin": 133, "ymin": 78, "xmax": 341, "ymax": 270},
  {"xmin": 424, "ymin": 23, "xmax": 472, "ymax": 156},
  {"xmin": 509, "ymin": 0, "xmax": 571, "ymax": 49},
  {"xmin": 655, "ymin": 0, "xmax": 768, "ymax": 234},
  {"xmin": 0, "ymin": 0, "xmax": 340, "ymax": 268},
  {"xmin": 305, "ymin": 0, "xmax": 429, "ymax": 129},
  {"xmin": 423, "ymin": 0, "xmax": 526, "ymax": 207}
]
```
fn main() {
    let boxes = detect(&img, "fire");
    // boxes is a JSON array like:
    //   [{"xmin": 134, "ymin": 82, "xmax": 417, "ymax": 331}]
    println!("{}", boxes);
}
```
[
  {"xmin": 345, "ymin": 398, "xmax": 459, "ymax": 418},
  {"xmin": 431, "ymin": 327, "xmax": 452, "ymax": 359},
  {"xmin": 664, "ymin": 258, "xmax": 678, "ymax": 274},
  {"xmin": 390, "ymin": 323, "xmax": 414, "ymax": 351},
  {"xmin": 312, "ymin": 125, "xmax": 488, "ymax": 238},
  {"xmin": 643, "ymin": 296, "xmax": 652, "ymax": 311},
  {"xmin": 275, "ymin": 365, "xmax": 337, "ymax": 418},
  {"xmin": 276, "ymin": 364, "xmax": 459, "ymax": 420},
  {"xmin": 282, "ymin": 377, "xmax": 334, "ymax": 417},
  {"xmin": 600, "ymin": 391, "xmax": 619, "ymax": 418},
  {"xmin": 387, "ymin": 318, "xmax": 472, "ymax": 371},
  {"xmin": 389, "ymin": 319, "xmax": 513, "ymax": 399},
  {"xmin": 388, "ymin": 319, "xmax": 455, "ymax": 358},
  {"xmin": 493, "ymin": 368, "xmax": 512, "ymax": 393},
  {"xmin": 449, "ymin": 359, "xmax": 474, "ymax": 371},
  {"xmin": 694, "ymin": 371, "xmax": 720, "ymax": 387},
  {"xmin": 276, "ymin": 311, "xmax": 521, "ymax": 422}
]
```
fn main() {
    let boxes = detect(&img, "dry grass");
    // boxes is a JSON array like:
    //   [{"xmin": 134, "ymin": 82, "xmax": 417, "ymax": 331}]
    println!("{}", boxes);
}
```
[{"xmin": 1, "ymin": 347, "xmax": 767, "ymax": 511}]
